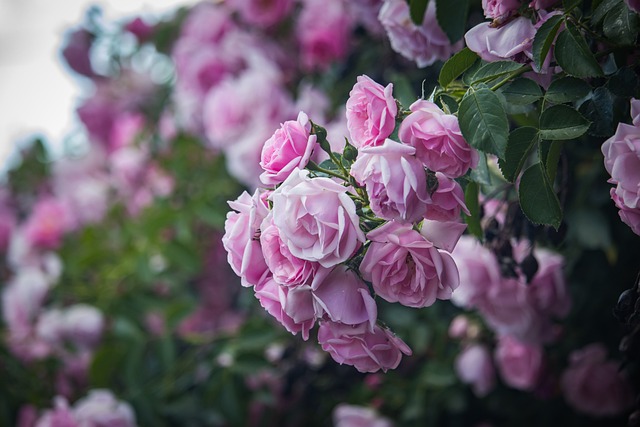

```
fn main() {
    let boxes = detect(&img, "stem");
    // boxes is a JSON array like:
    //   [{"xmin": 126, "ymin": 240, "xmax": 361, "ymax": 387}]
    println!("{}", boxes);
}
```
[
  {"xmin": 307, "ymin": 161, "xmax": 347, "ymax": 180},
  {"xmin": 328, "ymin": 150, "xmax": 350, "ymax": 177}
]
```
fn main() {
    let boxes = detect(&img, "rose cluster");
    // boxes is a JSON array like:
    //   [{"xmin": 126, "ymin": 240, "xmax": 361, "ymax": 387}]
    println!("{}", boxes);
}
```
[{"xmin": 223, "ymin": 75, "xmax": 479, "ymax": 372}]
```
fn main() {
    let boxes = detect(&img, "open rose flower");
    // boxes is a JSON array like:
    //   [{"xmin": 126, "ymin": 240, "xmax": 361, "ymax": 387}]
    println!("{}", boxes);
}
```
[
  {"xmin": 360, "ymin": 221, "xmax": 459, "ymax": 308},
  {"xmin": 350, "ymin": 139, "xmax": 428, "ymax": 223},
  {"xmin": 318, "ymin": 321, "xmax": 412, "ymax": 373},
  {"xmin": 455, "ymin": 344, "xmax": 496, "ymax": 397},
  {"xmin": 346, "ymin": 75, "xmax": 397, "ymax": 149},
  {"xmin": 255, "ymin": 278, "xmax": 315, "ymax": 340},
  {"xmin": 270, "ymin": 169, "xmax": 365, "ymax": 268},
  {"xmin": 495, "ymin": 336, "xmax": 544, "ymax": 391},
  {"xmin": 398, "ymin": 100, "xmax": 477, "ymax": 178},
  {"xmin": 425, "ymin": 173, "xmax": 469, "ymax": 222},
  {"xmin": 260, "ymin": 111, "xmax": 317, "ymax": 186}
]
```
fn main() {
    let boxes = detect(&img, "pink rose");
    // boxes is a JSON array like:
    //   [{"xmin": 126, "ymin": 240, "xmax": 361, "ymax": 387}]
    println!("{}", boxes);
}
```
[
  {"xmin": 525, "ymin": 247, "xmax": 571, "ymax": 318},
  {"xmin": 494, "ymin": 335, "xmax": 544, "ymax": 391},
  {"xmin": 34, "ymin": 397, "xmax": 78, "ymax": 427},
  {"xmin": 260, "ymin": 111, "xmax": 317, "ymax": 186},
  {"xmin": 482, "ymin": 0, "xmax": 520, "ymax": 21},
  {"xmin": 59, "ymin": 304, "xmax": 104, "ymax": 349},
  {"xmin": 333, "ymin": 404, "xmax": 394, "ymax": 427},
  {"xmin": 465, "ymin": 17, "xmax": 536, "ymax": 63},
  {"xmin": 260, "ymin": 213, "xmax": 318, "ymax": 286},
  {"xmin": 345, "ymin": 75, "xmax": 398, "ymax": 149},
  {"xmin": 611, "ymin": 188, "xmax": 640, "ymax": 235},
  {"xmin": 228, "ymin": 0, "xmax": 294, "ymax": 28},
  {"xmin": 72, "ymin": 390, "xmax": 137, "ymax": 427},
  {"xmin": 379, "ymin": 0, "xmax": 462, "ymax": 68},
  {"xmin": 350, "ymin": 139, "xmax": 428, "ymax": 222},
  {"xmin": 425, "ymin": 173, "xmax": 469, "ymax": 222},
  {"xmin": 254, "ymin": 278, "xmax": 315, "ymax": 340},
  {"xmin": 318, "ymin": 321, "xmax": 412, "ymax": 373},
  {"xmin": 312, "ymin": 266, "xmax": 377, "ymax": 329},
  {"xmin": 398, "ymin": 100, "xmax": 478, "ymax": 178},
  {"xmin": 23, "ymin": 197, "xmax": 72, "ymax": 250},
  {"xmin": 270, "ymin": 169, "xmax": 365, "ymax": 268},
  {"xmin": 360, "ymin": 221, "xmax": 459, "ymax": 308},
  {"xmin": 454, "ymin": 344, "xmax": 496, "ymax": 397},
  {"xmin": 223, "ymin": 190, "xmax": 271, "ymax": 287},
  {"xmin": 561, "ymin": 343, "xmax": 634, "ymax": 416},
  {"xmin": 602, "ymin": 119, "xmax": 640, "ymax": 209}
]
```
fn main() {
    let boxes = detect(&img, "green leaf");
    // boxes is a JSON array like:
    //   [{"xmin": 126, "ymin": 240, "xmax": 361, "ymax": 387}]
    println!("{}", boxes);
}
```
[
  {"xmin": 463, "ymin": 181, "xmax": 483, "ymax": 239},
  {"xmin": 458, "ymin": 85, "xmax": 510, "ymax": 158},
  {"xmin": 603, "ymin": 2, "xmax": 639, "ymax": 46},
  {"xmin": 410, "ymin": 0, "xmax": 429, "ymax": 25},
  {"xmin": 545, "ymin": 76, "xmax": 591, "ymax": 103},
  {"xmin": 469, "ymin": 61, "xmax": 524, "ymax": 85},
  {"xmin": 578, "ymin": 86, "xmax": 615, "ymax": 137},
  {"xmin": 500, "ymin": 78, "xmax": 543, "ymax": 105},
  {"xmin": 498, "ymin": 127, "xmax": 539, "ymax": 182},
  {"xmin": 554, "ymin": 22, "xmax": 604, "ymax": 77},
  {"xmin": 438, "ymin": 47, "xmax": 478, "ymax": 87},
  {"xmin": 539, "ymin": 104, "xmax": 590, "ymax": 140},
  {"xmin": 544, "ymin": 141, "xmax": 563, "ymax": 183},
  {"xmin": 605, "ymin": 67, "xmax": 640, "ymax": 97},
  {"xmin": 518, "ymin": 163, "xmax": 562, "ymax": 229},
  {"xmin": 438, "ymin": 93, "xmax": 459, "ymax": 114},
  {"xmin": 532, "ymin": 14, "xmax": 564, "ymax": 72},
  {"xmin": 435, "ymin": 0, "xmax": 470, "ymax": 43},
  {"xmin": 593, "ymin": 0, "xmax": 622, "ymax": 26}
]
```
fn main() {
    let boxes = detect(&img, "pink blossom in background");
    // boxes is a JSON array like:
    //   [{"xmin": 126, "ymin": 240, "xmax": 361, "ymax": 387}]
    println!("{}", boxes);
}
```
[
  {"xmin": 399, "ymin": 100, "xmax": 478, "ymax": 178},
  {"xmin": 0, "ymin": 201, "xmax": 16, "ymax": 252},
  {"xmin": 124, "ymin": 17, "xmax": 154, "ymax": 42},
  {"xmin": 61, "ymin": 28, "xmax": 95, "ymax": 78},
  {"xmin": 16, "ymin": 405, "xmax": 38, "ymax": 427},
  {"xmin": 223, "ymin": 189, "xmax": 271, "ymax": 287},
  {"xmin": 23, "ymin": 197, "xmax": 72, "ymax": 250},
  {"xmin": 379, "ymin": 0, "xmax": 462, "ymax": 68},
  {"xmin": 34, "ymin": 396, "xmax": 77, "ymax": 427},
  {"xmin": 465, "ymin": 17, "xmax": 536, "ymax": 63},
  {"xmin": 450, "ymin": 236, "xmax": 502, "ymax": 308},
  {"xmin": 360, "ymin": 221, "xmax": 459, "ymax": 308},
  {"xmin": 57, "ymin": 304, "xmax": 105, "ymax": 349},
  {"xmin": 494, "ymin": 336, "xmax": 544, "ymax": 391},
  {"xmin": 522, "ymin": 246, "xmax": 571, "ymax": 319},
  {"xmin": 625, "ymin": 0, "xmax": 640, "ymax": 12},
  {"xmin": 333, "ymin": 404, "xmax": 394, "ymax": 427},
  {"xmin": 72, "ymin": 390, "xmax": 137, "ymax": 427},
  {"xmin": 318, "ymin": 321, "xmax": 411, "ymax": 373},
  {"xmin": 179, "ymin": 2, "xmax": 235, "ymax": 43},
  {"xmin": 228, "ymin": 0, "xmax": 294, "ymax": 27},
  {"xmin": 448, "ymin": 315, "xmax": 471, "ymax": 339},
  {"xmin": 482, "ymin": 0, "xmax": 520, "ymax": 22},
  {"xmin": 346, "ymin": 75, "xmax": 398, "ymax": 149},
  {"xmin": 561, "ymin": 343, "xmax": 633, "ymax": 416},
  {"xmin": 425, "ymin": 173, "xmax": 469, "ymax": 222},
  {"xmin": 350, "ymin": 139, "xmax": 428, "ymax": 222},
  {"xmin": 312, "ymin": 266, "xmax": 377, "ymax": 329},
  {"xmin": 260, "ymin": 111, "xmax": 317, "ymax": 186},
  {"xmin": 454, "ymin": 344, "xmax": 496, "ymax": 397},
  {"xmin": 296, "ymin": 0, "xmax": 353, "ymax": 70},
  {"xmin": 225, "ymin": 121, "xmax": 278, "ymax": 189},
  {"xmin": 270, "ymin": 169, "xmax": 365, "ymax": 268}
]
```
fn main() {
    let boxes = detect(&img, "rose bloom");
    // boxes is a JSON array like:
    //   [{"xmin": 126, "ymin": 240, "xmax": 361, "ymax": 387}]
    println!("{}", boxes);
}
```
[
  {"xmin": 561, "ymin": 343, "xmax": 634, "ymax": 417},
  {"xmin": 73, "ymin": 390, "xmax": 137, "ymax": 427},
  {"xmin": 260, "ymin": 111, "xmax": 317, "ymax": 186},
  {"xmin": 399, "ymin": 100, "xmax": 478, "ymax": 178},
  {"xmin": 523, "ymin": 247, "xmax": 571, "ymax": 319},
  {"xmin": 454, "ymin": 344, "xmax": 496, "ymax": 397},
  {"xmin": 379, "ymin": 0, "xmax": 462, "ymax": 68},
  {"xmin": 482, "ymin": 0, "xmax": 520, "ymax": 21},
  {"xmin": 345, "ymin": 75, "xmax": 398, "ymax": 149},
  {"xmin": 23, "ymin": 197, "xmax": 72, "ymax": 250},
  {"xmin": 425, "ymin": 173, "xmax": 469, "ymax": 222},
  {"xmin": 270, "ymin": 168, "xmax": 365, "ymax": 268},
  {"xmin": 318, "ymin": 321, "xmax": 412, "ymax": 373},
  {"xmin": 222, "ymin": 189, "xmax": 271, "ymax": 287},
  {"xmin": 360, "ymin": 221, "xmax": 459, "ymax": 308},
  {"xmin": 465, "ymin": 17, "xmax": 536, "ymax": 63},
  {"xmin": 228, "ymin": 0, "xmax": 294, "ymax": 28},
  {"xmin": 450, "ymin": 236, "xmax": 502, "ymax": 308},
  {"xmin": 350, "ymin": 139, "xmax": 428, "ymax": 223},
  {"xmin": 494, "ymin": 335, "xmax": 544, "ymax": 391},
  {"xmin": 333, "ymin": 404, "xmax": 393, "ymax": 427},
  {"xmin": 611, "ymin": 188, "xmax": 640, "ymax": 235},
  {"xmin": 34, "ymin": 397, "xmax": 78, "ymax": 427}
]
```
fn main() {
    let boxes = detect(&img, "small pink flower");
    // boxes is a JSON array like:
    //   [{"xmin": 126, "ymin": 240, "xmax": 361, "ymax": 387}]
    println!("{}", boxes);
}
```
[
  {"xmin": 561, "ymin": 343, "xmax": 634, "ymax": 416},
  {"xmin": 34, "ymin": 396, "xmax": 78, "ymax": 427},
  {"xmin": 495, "ymin": 335, "xmax": 544, "ymax": 391},
  {"xmin": 223, "ymin": 190, "xmax": 271, "ymax": 287},
  {"xmin": 333, "ymin": 404, "xmax": 394, "ymax": 427},
  {"xmin": 260, "ymin": 111, "xmax": 317, "ymax": 186},
  {"xmin": 482, "ymin": 0, "xmax": 520, "ymax": 21},
  {"xmin": 72, "ymin": 390, "xmax": 137, "ymax": 427},
  {"xmin": 525, "ymin": 247, "xmax": 571, "ymax": 319},
  {"xmin": 455, "ymin": 344, "xmax": 496, "ymax": 397},
  {"xmin": 318, "ymin": 321, "xmax": 412, "ymax": 373},
  {"xmin": 360, "ymin": 221, "xmax": 459, "ymax": 308},
  {"xmin": 425, "ymin": 173, "xmax": 469, "ymax": 222},
  {"xmin": 23, "ymin": 197, "xmax": 72, "ymax": 250},
  {"xmin": 350, "ymin": 139, "xmax": 428, "ymax": 222},
  {"xmin": 270, "ymin": 169, "xmax": 365, "ymax": 268},
  {"xmin": 228, "ymin": 0, "xmax": 294, "ymax": 27},
  {"xmin": 124, "ymin": 17, "xmax": 154, "ymax": 42},
  {"xmin": 379, "ymin": 0, "xmax": 461, "ymax": 68},
  {"xmin": 399, "ymin": 100, "xmax": 477, "ymax": 178},
  {"xmin": 346, "ymin": 75, "xmax": 398, "ymax": 149}
]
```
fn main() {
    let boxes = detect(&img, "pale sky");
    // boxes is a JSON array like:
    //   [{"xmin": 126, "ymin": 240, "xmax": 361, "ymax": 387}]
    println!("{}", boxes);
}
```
[{"xmin": 0, "ymin": 0, "xmax": 198, "ymax": 168}]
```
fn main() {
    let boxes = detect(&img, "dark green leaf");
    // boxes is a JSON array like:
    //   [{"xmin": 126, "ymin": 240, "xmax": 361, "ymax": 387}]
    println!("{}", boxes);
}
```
[
  {"xmin": 438, "ymin": 47, "xmax": 478, "ymax": 87},
  {"xmin": 545, "ymin": 76, "xmax": 591, "ymax": 103},
  {"xmin": 539, "ymin": 104, "xmax": 590, "ymax": 140},
  {"xmin": 459, "ymin": 85, "xmax": 509, "ymax": 158},
  {"xmin": 603, "ymin": 2, "xmax": 639, "ymax": 45},
  {"xmin": 463, "ymin": 181, "xmax": 483, "ymax": 239},
  {"xmin": 593, "ymin": 0, "xmax": 622, "ymax": 25},
  {"xmin": 578, "ymin": 86, "xmax": 616, "ymax": 137},
  {"xmin": 518, "ymin": 163, "xmax": 562, "ymax": 229},
  {"xmin": 500, "ymin": 78, "xmax": 543, "ymax": 105},
  {"xmin": 498, "ymin": 127, "xmax": 539, "ymax": 182},
  {"xmin": 410, "ymin": 0, "xmax": 429, "ymax": 25},
  {"xmin": 469, "ymin": 61, "xmax": 524, "ymax": 85},
  {"xmin": 544, "ymin": 140, "xmax": 563, "ymax": 183},
  {"xmin": 605, "ymin": 67, "xmax": 640, "ymax": 97},
  {"xmin": 554, "ymin": 22, "xmax": 604, "ymax": 77},
  {"xmin": 563, "ymin": 0, "xmax": 583, "ymax": 10},
  {"xmin": 470, "ymin": 151, "xmax": 492, "ymax": 186},
  {"xmin": 532, "ymin": 14, "xmax": 564, "ymax": 72},
  {"xmin": 436, "ymin": 0, "xmax": 470, "ymax": 43}
]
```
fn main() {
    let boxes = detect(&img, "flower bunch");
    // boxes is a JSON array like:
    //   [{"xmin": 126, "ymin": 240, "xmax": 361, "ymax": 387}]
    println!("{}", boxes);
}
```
[{"xmin": 224, "ymin": 75, "xmax": 479, "ymax": 372}]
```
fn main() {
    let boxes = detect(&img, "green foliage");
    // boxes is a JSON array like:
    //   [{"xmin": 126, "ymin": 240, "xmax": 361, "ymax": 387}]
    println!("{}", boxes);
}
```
[
  {"xmin": 409, "ymin": 0, "xmax": 429, "ymax": 25},
  {"xmin": 532, "ymin": 14, "xmax": 564, "ymax": 71},
  {"xmin": 435, "ymin": 0, "xmax": 470, "ymax": 43},
  {"xmin": 499, "ymin": 127, "xmax": 539, "ymax": 183},
  {"xmin": 438, "ymin": 48, "xmax": 478, "ymax": 88},
  {"xmin": 545, "ymin": 77, "xmax": 591, "ymax": 104},
  {"xmin": 463, "ymin": 181, "xmax": 482, "ymax": 239},
  {"xmin": 539, "ymin": 104, "xmax": 591, "ymax": 140},
  {"xmin": 500, "ymin": 78, "xmax": 543, "ymax": 105},
  {"xmin": 518, "ymin": 163, "xmax": 563, "ymax": 229},
  {"xmin": 554, "ymin": 22, "xmax": 604, "ymax": 78},
  {"xmin": 459, "ymin": 85, "xmax": 509, "ymax": 158}
]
